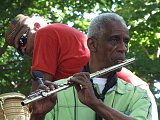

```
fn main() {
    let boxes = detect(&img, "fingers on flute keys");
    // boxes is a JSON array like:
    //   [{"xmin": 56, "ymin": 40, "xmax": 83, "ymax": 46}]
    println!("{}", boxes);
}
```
[
  {"xmin": 39, "ymin": 80, "xmax": 56, "ymax": 91},
  {"xmin": 69, "ymin": 72, "xmax": 90, "ymax": 89}
]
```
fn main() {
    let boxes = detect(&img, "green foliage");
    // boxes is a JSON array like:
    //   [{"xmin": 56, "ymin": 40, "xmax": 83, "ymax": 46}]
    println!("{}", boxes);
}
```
[{"xmin": 0, "ymin": 0, "xmax": 160, "ymax": 117}]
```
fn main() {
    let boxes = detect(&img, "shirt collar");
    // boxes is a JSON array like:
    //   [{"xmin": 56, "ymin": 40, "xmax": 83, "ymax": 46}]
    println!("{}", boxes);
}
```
[{"xmin": 110, "ymin": 78, "xmax": 128, "ymax": 94}]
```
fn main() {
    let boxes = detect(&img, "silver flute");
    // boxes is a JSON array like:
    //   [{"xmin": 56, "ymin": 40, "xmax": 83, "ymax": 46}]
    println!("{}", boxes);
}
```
[{"xmin": 21, "ymin": 58, "xmax": 135, "ymax": 106}]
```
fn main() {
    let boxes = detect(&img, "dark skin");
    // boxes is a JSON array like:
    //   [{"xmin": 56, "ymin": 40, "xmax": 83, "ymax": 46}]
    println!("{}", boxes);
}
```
[
  {"xmin": 13, "ymin": 23, "xmax": 58, "ymax": 119},
  {"xmin": 30, "ymin": 73, "xmax": 56, "ymax": 120},
  {"xmin": 30, "ymin": 20, "xmax": 134, "ymax": 120},
  {"xmin": 68, "ymin": 21, "xmax": 134, "ymax": 120},
  {"xmin": 88, "ymin": 21, "xmax": 129, "ymax": 74}
]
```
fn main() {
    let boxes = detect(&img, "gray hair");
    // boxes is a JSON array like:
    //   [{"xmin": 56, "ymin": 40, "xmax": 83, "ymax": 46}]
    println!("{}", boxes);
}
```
[{"xmin": 87, "ymin": 13, "xmax": 127, "ymax": 39}]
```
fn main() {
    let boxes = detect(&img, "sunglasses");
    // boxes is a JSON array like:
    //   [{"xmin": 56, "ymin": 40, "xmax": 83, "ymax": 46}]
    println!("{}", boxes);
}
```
[{"xmin": 17, "ymin": 28, "xmax": 30, "ymax": 55}]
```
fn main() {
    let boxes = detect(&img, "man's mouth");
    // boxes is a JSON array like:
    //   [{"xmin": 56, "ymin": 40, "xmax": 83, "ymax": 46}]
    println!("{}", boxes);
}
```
[
  {"xmin": 114, "ymin": 58, "xmax": 125, "ymax": 65},
  {"xmin": 117, "ymin": 59, "xmax": 124, "ymax": 64}
]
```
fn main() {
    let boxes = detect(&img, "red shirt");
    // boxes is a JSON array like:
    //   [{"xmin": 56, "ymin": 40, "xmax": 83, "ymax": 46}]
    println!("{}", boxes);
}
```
[
  {"xmin": 117, "ymin": 67, "xmax": 147, "ymax": 86},
  {"xmin": 32, "ymin": 24, "xmax": 90, "ymax": 80}
]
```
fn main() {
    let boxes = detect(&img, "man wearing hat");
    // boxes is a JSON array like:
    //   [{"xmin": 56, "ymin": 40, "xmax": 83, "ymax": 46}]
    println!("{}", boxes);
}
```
[{"xmin": 5, "ymin": 14, "xmax": 90, "ymax": 92}]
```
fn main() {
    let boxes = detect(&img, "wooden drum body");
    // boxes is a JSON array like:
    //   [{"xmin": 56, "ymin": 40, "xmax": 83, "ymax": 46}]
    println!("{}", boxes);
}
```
[{"xmin": 0, "ymin": 92, "xmax": 30, "ymax": 120}]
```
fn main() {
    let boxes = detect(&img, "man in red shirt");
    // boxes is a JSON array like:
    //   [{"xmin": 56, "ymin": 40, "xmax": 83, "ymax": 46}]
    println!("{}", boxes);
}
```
[{"xmin": 5, "ymin": 14, "xmax": 89, "ymax": 89}]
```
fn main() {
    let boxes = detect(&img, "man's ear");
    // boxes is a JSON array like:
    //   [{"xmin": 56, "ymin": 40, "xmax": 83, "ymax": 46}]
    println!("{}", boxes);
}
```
[
  {"xmin": 34, "ymin": 22, "xmax": 41, "ymax": 30},
  {"xmin": 87, "ymin": 38, "xmax": 98, "ymax": 53}
]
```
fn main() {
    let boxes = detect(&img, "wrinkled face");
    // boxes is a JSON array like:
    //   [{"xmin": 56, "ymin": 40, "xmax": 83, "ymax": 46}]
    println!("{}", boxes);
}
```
[
  {"xmin": 14, "ymin": 26, "xmax": 35, "ymax": 57},
  {"xmin": 94, "ymin": 21, "xmax": 130, "ymax": 69}
]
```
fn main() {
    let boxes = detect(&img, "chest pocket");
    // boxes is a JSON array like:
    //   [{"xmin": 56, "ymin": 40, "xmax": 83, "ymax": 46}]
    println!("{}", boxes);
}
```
[{"xmin": 104, "ymin": 90, "xmax": 134, "ymax": 115}]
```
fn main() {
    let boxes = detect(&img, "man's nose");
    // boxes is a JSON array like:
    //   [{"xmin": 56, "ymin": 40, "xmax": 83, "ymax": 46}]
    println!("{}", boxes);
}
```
[{"xmin": 117, "ymin": 41, "xmax": 128, "ymax": 53}]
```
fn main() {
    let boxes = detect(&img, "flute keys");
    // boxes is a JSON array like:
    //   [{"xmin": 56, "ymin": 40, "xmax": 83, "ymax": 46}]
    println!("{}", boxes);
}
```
[{"xmin": 41, "ymin": 91, "xmax": 48, "ymax": 97}]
